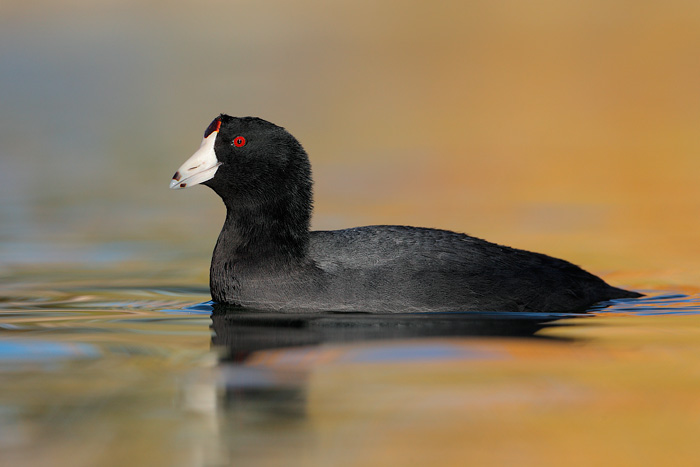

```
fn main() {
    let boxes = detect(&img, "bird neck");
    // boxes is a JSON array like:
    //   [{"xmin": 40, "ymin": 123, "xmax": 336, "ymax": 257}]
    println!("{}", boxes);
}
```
[{"xmin": 214, "ymin": 194, "xmax": 311, "ymax": 265}]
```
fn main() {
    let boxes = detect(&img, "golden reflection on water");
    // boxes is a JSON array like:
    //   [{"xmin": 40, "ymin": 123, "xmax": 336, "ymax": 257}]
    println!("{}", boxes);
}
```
[
  {"xmin": 202, "ymin": 311, "xmax": 700, "ymax": 466},
  {"xmin": 305, "ymin": 323, "xmax": 698, "ymax": 466},
  {"xmin": 2, "ymin": 276, "xmax": 700, "ymax": 466}
]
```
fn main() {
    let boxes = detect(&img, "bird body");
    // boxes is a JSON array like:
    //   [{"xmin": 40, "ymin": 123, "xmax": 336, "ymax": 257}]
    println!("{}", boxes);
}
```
[{"xmin": 170, "ymin": 115, "xmax": 640, "ymax": 313}]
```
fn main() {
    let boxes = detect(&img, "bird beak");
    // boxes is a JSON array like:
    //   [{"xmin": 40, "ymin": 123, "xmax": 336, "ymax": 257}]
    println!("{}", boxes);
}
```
[{"xmin": 169, "ymin": 131, "xmax": 222, "ymax": 189}]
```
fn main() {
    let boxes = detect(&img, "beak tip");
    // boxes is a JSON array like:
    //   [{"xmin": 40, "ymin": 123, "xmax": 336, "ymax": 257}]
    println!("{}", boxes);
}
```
[
  {"xmin": 169, "ymin": 179, "xmax": 182, "ymax": 189},
  {"xmin": 169, "ymin": 171, "xmax": 183, "ymax": 189}
]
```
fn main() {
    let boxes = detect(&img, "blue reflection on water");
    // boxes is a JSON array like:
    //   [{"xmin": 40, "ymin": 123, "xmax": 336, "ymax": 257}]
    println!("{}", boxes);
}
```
[
  {"xmin": 0, "ymin": 341, "xmax": 99, "ymax": 362},
  {"xmin": 336, "ymin": 344, "xmax": 502, "ymax": 363},
  {"xmin": 591, "ymin": 291, "xmax": 700, "ymax": 315}
]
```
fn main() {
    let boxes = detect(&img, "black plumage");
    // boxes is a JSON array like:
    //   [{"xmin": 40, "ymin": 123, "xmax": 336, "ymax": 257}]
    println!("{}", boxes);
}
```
[{"xmin": 177, "ymin": 114, "xmax": 640, "ymax": 312}]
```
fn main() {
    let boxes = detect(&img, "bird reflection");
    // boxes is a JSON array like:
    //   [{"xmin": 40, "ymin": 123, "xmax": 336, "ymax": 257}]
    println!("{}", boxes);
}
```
[
  {"xmin": 210, "ymin": 305, "xmax": 577, "ymax": 358},
  {"xmin": 210, "ymin": 305, "xmax": 587, "ymax": 423},
  {"xmin": 205, "ymin": 304, "xmax": 602, "ymax": 465}
]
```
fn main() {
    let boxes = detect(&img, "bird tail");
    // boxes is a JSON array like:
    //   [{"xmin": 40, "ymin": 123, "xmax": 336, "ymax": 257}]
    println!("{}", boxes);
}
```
[{"xmin": 607, "ymin": 286, "xmax": 643, "ymax": 299}]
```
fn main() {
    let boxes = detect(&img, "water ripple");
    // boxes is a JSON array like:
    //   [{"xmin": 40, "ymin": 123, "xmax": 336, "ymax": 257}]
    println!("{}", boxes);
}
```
[{"xmin": 593, "ymin": 291, "xmax": 700, "ymax": 315}]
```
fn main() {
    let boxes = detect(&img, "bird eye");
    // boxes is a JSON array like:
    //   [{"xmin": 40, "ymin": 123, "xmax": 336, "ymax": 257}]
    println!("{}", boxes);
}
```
[
  {"xmin": 233, "ymin": 136, "xmax": 246, "ymax": 147},
  {"xmin": 204, "ymin": 118, "xmax": 221, "ymax": 138}
]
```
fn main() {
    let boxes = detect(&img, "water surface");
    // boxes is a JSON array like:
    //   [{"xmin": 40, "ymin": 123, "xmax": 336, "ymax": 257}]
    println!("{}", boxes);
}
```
[{"xmin": 2, "ymin": 265, "xmax": 700, "ymax": 466}]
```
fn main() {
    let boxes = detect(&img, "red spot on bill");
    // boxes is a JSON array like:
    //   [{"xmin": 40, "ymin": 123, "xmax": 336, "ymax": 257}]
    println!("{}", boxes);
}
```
[{"xmin": 204, "ymin": 118, "xmax": 222, "ymax": 138}]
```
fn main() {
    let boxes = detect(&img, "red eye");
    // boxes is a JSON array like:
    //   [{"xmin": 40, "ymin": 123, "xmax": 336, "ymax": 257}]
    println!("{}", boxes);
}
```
[{"xmin": 233, "ymin": 136, "xmax": 246, "ymax": 147}]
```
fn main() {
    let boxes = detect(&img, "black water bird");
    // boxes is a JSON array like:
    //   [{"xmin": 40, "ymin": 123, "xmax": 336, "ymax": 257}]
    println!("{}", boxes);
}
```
[{"xmin": 170, "ymin": 115, "xmax": 640, "ymax": 313}]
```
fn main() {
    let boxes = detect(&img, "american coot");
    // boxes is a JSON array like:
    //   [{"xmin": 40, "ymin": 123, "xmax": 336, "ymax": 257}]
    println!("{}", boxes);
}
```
[{"xmin": 170, "ymin": 115, "xmax": 640, "ymax": 313}]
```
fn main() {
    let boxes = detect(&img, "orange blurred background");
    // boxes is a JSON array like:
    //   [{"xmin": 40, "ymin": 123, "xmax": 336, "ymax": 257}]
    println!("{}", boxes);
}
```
[{"xmin": 1, "ymin": 0, "xmax": 698, "ymax": 286}]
